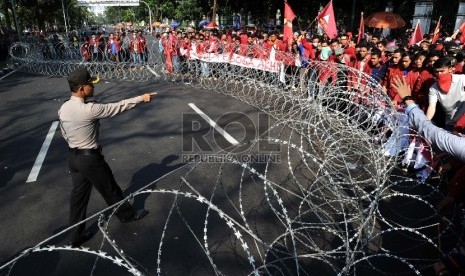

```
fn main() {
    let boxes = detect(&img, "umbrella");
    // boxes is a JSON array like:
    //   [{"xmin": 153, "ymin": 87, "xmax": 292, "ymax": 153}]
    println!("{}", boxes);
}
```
[
  {"xmin": 198, "ymin": 20, "xmax": 209, "ymax": 28},
  {"xmin": 152, "ymin": 21, "xmax": 162, "ymax": 27},
  {"xmin": 170, "ymin": 21, "xmax": 181, "ymax": 28},
  {"xmin": 364, "ymin": 12, "xmax": 406, "ymax": 29},
  {"xmin": 204, "ymin": 22, "xmax": 218, "ymax": 29}
]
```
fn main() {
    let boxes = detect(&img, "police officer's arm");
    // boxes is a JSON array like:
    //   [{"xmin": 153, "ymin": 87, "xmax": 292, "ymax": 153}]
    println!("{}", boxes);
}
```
[
  {"xmin": 90, "ymin": 92, "xmax": 156, "ymax": 119},
  {"xmin": 392, "ymin": 76, "xmax": 465, "ymax": 162},
  {"xmin": 453, "ymin": 112, "xmax": 465, "ymax": 134}
]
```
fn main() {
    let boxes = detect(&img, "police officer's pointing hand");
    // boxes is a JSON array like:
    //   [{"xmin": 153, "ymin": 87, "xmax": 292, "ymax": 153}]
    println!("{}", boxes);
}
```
[{"xmin": 141, "ymin": 92, "xmax": 157, "ymax": 102}]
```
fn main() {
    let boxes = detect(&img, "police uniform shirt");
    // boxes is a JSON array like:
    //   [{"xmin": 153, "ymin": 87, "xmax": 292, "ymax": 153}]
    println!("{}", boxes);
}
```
[{"xmin": 58, "ymin": 95, "xmax": 143, "ymax": 149}]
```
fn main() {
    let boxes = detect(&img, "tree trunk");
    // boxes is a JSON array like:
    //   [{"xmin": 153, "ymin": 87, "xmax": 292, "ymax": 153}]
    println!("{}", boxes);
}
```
[
  {"xmin": 3, "ymin": 3, "xmax": 12, "ymax": 30},
  {"xmin": 37, "ymin": 8, "xmax": 45, "ymax": 32}
]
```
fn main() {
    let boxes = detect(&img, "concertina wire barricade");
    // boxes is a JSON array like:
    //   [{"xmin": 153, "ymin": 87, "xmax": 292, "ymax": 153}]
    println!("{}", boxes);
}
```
[{"xmin": 2, "ymin": 39, "xmax": 453, "ymax": 275}]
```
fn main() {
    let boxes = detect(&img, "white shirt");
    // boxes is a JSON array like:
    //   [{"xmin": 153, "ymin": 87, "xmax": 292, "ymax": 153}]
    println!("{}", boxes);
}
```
[{"xmin": 428, "ymin": 74, "xmax": 465, "ymax": 125}]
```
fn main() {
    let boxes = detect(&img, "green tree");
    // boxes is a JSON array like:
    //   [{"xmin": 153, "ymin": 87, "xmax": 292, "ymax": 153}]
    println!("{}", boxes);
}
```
[
  {"xmin": 20, "ymin": 0, "xmax": 63, "ymax": 32},
  {"xmin": 160, "ymin": 1, "xmax": 175, "ymax": 21},
  {"xmin": 174, "ymin": 0, "xmax": 202, "ymax": 21},
  {"xmin": 104, "ymin": 7, "xmax": 133, "ymax": 23},
  {"xmin": 1, "ymin": 0, "xmax": 13, "ymax": 30},
  {"xmin": 3, "ymin": 0, "xmax": 90, "ymax": 33},
  {"xmin": 122, "ymin": 8, "xmax": 135, "ymax": 22},
  {"xmin": 104, "ymin": 7, "xmax": 123, "ymax": 24}
]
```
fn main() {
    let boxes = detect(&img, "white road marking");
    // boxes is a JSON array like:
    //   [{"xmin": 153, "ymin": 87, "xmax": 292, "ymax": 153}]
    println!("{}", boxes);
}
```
[
  {"xmin": 188, "ymin": 103, "xmax": 239, "ymax": 145},
  {"xmin": 0, "ymin": 68, "xmax": 18, "ymax": 81},
  {"xmin": 26, "ymin": 121, "xmax": 59, "ymax": 183},
  {"xmin": 145, "ymin": 65, "xmax": 160, "ymax": 77}
]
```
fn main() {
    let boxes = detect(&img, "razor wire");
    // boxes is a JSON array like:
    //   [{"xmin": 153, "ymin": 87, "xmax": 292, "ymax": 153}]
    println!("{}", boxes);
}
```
[{"xmin": 1, "ymin": 39, "xmax": 456, "ymax": 275}]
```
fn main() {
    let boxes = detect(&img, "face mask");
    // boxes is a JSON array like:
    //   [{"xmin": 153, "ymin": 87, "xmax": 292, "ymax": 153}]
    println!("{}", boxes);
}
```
[
  {"xmin": 437, "ymin": 73, "xmax": 452, "ymax": 93},
  {"xmin": 312, "ymin": 42, "xmax": 318, "ymax": 47}
]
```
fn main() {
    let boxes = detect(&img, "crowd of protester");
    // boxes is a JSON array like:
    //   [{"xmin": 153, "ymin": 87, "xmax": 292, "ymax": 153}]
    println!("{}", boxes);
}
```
[
  {"xmin": 71, "ymin": 26, "xmax": 465, "ymax": 207},
  {"xmin": 18, "ymin": 24, "xmax": 465, "ymax": 202},
  {"xmin": 150, "ymin": 26, "xmax": 465, "ymax": 275},
  {"xmin": 12, "ymin": 23, "xmax": 465, "ymax": 274},
  {"xmin": 80, "ymin": 30, "xmax": 149, "ymax": 64}
]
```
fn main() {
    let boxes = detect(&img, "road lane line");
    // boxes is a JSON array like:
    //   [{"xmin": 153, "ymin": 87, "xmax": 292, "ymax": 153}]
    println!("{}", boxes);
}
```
[
  {"xmin": 188, "ymin": 103, "xmax": 239, "ymax": 145},
  {"xmin": 26, "ymin": 121, "xmax": 59, "ymax": 183},
  {"xmin": 0, "ymin": 67, "xmax": 20, "ymax": 81}
]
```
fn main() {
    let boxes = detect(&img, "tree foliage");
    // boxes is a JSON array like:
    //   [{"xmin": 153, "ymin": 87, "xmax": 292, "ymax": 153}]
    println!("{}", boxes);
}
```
[
  {"xmin": 0, "ymin": 0, "xmax": 460, "ymax": 36},
  {"xmin": 2, "ymin": 0, "xmax": 91, "ymax": 32},
  {"xmin": 174, "ymin": 0, "xmax": 202, "ymax": 21}
]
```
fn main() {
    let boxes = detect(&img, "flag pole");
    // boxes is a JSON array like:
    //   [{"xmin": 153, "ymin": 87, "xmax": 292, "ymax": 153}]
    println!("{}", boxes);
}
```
[
  {"xmin": 432, "ymin": 15, "xmax": 442, "ymax": 43},
  {"xmin": 297, "ymin": 19, "xmax": 303, "ymax": 32},
  {"xmin": 307, "ymin": 17, "xmax": 318, "ymax": 30},
  {"xmin": 357, "ymin": 11, "xmax": 364, "ymax": 43},
  {"xmin": 284, "ymin": 0, "xmax": 303, "ymax": 32},
  {"xmin": 409, "ymin": 21, "xmax": 420, "ymax": 46},
  {"xmin": 212, "ymin": 0, "xmax": 217, "ymax": 25},
  {"xmin": 308, "ymin": 0, "xmax": 332, "ymax": 34}
]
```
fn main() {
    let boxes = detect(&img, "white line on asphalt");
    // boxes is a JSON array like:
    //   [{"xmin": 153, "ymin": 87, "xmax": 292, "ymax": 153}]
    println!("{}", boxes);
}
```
[
  {"xmin": 26, "ymin": 121, "xmax": 59, "ymax": 183},
  {"xmin": 188, "ymin": 103, "xmax": 239, "ymax": 145},
  {"xmin": 145, "ymin": 65, "xmax": 161, "ymax": 77},
  {"xmin": 0, "ymin": 68, "xmax": 18, "ymax": 81}
]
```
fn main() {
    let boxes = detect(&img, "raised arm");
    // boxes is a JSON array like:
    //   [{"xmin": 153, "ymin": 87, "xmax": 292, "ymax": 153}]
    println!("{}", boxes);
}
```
[{"xmin": 392, "ymin": 76, "xmax": 465, "ymax": 161}]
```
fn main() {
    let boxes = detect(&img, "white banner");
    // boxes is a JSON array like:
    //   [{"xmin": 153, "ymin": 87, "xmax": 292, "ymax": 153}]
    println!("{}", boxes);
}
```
[{"xmin": 188, "ymin": 52, "xmax": 282, "ymax": 73}]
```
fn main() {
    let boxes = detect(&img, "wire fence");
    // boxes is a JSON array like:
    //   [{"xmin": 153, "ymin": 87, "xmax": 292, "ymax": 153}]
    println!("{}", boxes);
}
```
[{"xmin": 0, "ymin": 40, "xmax": 455, "ymax": 275}]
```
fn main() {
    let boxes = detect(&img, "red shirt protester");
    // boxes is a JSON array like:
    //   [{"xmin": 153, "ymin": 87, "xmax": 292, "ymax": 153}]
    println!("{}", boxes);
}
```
[{"xmin": 382, "ymin": 50, "xmax": 404, "ymax": 105}]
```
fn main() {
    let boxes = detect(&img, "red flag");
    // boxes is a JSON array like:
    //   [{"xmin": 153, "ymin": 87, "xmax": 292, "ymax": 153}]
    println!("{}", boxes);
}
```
[
  {"xmin": 283, "ymin": 2, "xmax": 296, "ymax": 44},
  {"xmin": 432, "ymin": 16, "xmax": 441, "ymax": 44},
  {"xmin": 317, "ymin": 0, "xmax": 338, "ymax": 39},
  {"xmin": 357, "ymin": 12, "xmax": 364, "ymax": 44},
  {"xmin": 409, "ymin": 21, "xmax": 423, "ymax": 46},
  {"xmin": 459, "ymin": 21, "xmax": 465, "ymax": 44}
]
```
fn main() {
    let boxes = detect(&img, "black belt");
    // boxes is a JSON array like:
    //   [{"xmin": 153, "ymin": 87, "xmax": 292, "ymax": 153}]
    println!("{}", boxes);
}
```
[{"xmin": 69, "ymin": 147, "xmax": 102, "ymax": 155}]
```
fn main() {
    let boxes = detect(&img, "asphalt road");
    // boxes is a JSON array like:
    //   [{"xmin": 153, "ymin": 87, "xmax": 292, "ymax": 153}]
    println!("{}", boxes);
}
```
[
  {"xmin": 0, "ymin": 70, "xmax": 279, "ymax": 275},
  {"xmin": 0, "ymin": 33, "xmax": 445, "ymax": 275}
]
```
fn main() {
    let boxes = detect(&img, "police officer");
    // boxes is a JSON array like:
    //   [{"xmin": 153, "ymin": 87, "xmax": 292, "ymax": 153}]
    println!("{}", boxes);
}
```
[{"xmin": 59, "ymin": 68, "xmax": 156, "ymax": 247}]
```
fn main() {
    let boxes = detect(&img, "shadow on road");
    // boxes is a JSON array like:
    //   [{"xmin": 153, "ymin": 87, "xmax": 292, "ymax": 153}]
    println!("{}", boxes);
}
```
[{"xmin": 124, "ymin": 154, "xmax": 183, "ymax": 209}]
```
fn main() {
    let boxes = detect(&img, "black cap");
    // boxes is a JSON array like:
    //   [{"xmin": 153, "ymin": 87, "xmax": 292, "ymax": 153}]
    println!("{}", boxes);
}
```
[{"xmin": 67, "ymin": 68, "xmax": 100, "ymax": 88}]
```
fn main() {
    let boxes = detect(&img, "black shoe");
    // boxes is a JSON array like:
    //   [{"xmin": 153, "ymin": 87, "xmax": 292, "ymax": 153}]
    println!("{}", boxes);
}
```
[
  {"xmin": 120, "ymin": 209, "xmax": 148, "ymax": 223},
  {"xmin": 68, "ymin": 231, "xmax": 93, "ymax": 248}
]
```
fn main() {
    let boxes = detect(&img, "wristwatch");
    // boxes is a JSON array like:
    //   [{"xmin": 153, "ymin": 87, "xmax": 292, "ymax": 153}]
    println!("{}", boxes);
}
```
[{"xmin": 402, "ymin": 95, "xmax": 414, "ymax": 103}]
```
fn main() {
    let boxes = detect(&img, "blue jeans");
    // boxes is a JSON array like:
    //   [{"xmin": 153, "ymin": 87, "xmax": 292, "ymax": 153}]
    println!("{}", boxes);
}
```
[
  {"xmin": 172, "ymin": 55, "xmax": 180, "ymax": 73},
  {"xmin": 131, "ymin": 52, "xmax": 141, "ymax": 64}
]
